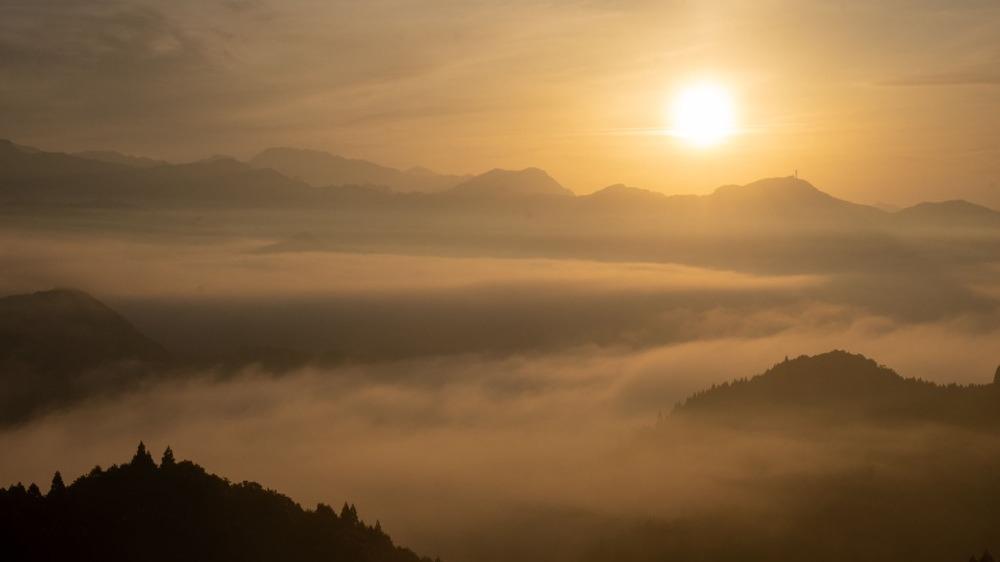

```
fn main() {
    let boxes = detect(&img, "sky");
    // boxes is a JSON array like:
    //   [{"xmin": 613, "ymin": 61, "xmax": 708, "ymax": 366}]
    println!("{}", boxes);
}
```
[{"xmin": 1, "ymin": 0, "xmax": 999, "ymax": 206}]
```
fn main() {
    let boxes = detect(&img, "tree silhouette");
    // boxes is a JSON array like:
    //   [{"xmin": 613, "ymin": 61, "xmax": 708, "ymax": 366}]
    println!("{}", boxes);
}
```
[
  {"xmin": 341, "ymin": 502, "xmax": 359, "ymax": 523},
  {"xmin": 160, "ymin": 446, "xmax": 175, "ymax": 467},
  {"xmin": 48, "ymin": 472, "xmax": 65, "ymax": 497},
  {"xmin": 131, "ymin": 441, "xmax": 156, "ymax": 469}
]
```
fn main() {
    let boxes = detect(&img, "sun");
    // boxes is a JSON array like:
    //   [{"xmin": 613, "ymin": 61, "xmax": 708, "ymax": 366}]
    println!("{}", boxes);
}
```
[{"xmin": 668, "ymin": 82, "xmax": 737, "ymax": 148}]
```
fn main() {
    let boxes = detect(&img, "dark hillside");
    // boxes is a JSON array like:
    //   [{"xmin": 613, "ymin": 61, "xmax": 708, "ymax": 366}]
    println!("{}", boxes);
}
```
[
  {"xmin": 0, "ymin": 443, "xmax": 436, "ymax": 562},
  {"xmin": 675, "ymin": 350, "xmax": 1000, "ymax": 428}
]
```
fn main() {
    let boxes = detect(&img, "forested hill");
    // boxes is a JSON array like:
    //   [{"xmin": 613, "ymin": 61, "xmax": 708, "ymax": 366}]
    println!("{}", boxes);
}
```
[
  {"xmin": 0, "ymin": 289, "xmax": 170, "ymax": 425},
  {"xmin": 675, "ymin": 350, "xmax": 1000, "ymax": 428},
  {"xmin": 0, "ymin": 443, "xmax": 437, "ymax": 562}
]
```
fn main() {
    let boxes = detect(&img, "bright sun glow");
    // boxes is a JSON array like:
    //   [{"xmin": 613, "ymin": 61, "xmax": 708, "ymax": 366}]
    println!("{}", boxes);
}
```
[{"xmin": 669, "ymin": 83, "xmax": 737, "ymax": 148}]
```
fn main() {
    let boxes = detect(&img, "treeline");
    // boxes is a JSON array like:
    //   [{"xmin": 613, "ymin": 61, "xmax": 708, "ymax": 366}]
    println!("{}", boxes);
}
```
[{"xmin": 0, "ymin": 443, "xmax": 437, "ymax": 562}]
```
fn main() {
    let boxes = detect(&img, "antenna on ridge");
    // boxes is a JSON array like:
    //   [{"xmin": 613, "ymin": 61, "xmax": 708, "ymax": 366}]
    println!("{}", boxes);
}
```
[{"xmin": 794, "ymin": 169, "xmax": 798, "ymax": 179}]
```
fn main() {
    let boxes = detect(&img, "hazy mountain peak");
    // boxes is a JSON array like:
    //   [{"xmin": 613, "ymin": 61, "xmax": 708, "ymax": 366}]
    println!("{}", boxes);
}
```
[
  {"xmin": 588, "ymin": 183, "xmax": 664, "ymax": 198},
  {"xmin": 201, "ymin": 154, "xmax": 240, "ymax": 164},
  {"xmin": 405, "ymin": 165, "xmax": 439, "ymax": 176},
  {"xmin": 250, "ymin": 147, "xmax": 463, "ymax": 192},
  {"xmin": 73, "ymin": 150, "xmax": 167, "ymax": 168},
  {"xmin": 704, "ymin": 176, "xmax": 886, "ymax": 226},
  {"xmin": 255, "ymin": 146, "xmax": 338, "ymax": 160},
  {"xmin": 894, "ymin": 199, "xmax": 1000, "ymax": 228},
  {"xmin": 449, "ymin": 167, "xmax": 572, "ymax": 197},
  {"xmin": 903, "ymin": 199, "xmax": 999, "ymax": 216},
  {"xmin": 251, "ymin": 147, "xmax": 365, "ymax": 172},
  {"xmin": 712, "ymin": 176, "xmax": 825, "ymax": 199},
  {"xmin": 155, "ymin": 157, "xmax": 254, "ymax": 179}
]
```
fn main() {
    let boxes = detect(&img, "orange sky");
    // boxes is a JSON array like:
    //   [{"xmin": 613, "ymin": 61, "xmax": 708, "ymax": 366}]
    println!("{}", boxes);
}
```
[{"xmin": 2, "ymin": 0, "xmax": 999, "ymax": 206}]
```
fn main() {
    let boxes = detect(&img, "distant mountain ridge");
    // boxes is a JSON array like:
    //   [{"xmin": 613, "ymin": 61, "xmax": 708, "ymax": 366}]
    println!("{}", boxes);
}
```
[
  {"xmin": 0, "ymin": 139, "xmax": 125, "ymax": 180},
  {"xmin": 893, "ymin": 200, "xmax": 1000, "ymax": 228},
  {"xmin": 250, "ymin": 146, "xmax": 468, "ymax": 192},
  {"xmin": 0, "ymin": 443, "xmax": 434, "ymax": 562},
  {"xmin": 585, "ymin": 184, "xmax": 666, "ymax": 201},
  {"xmin": 1, "ymin": 140, "xmax": 998, "ymax": 234},
  {"xmin": 73, "ymin": 150, "xmax": 169, "ymax": 168},
  {"xmin": 0, "ymin": 140, "xmax": 327, "ymax": 207},
  {"xmin": 447, "ymin": 167, "xmax": 573, "ymax": 198},
  {"xmin": 710, "ymin": 177, "xmax": 882, "ymax": 214}
]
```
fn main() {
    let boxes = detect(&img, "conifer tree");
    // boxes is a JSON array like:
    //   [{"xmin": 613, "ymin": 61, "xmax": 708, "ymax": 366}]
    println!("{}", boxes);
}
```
[
  {"xmin": 161, "ymin": 446, "xmax": 176, "ymax": 467},
  {"xmin": 48, "ymin": 471, "xmax": 65, "ymax": 496},
  {"xmin": 131, "ymin": 441, "xmax": 156, "ymax": 469},
  {"xmin": 341, "ymin": 502, "xmax": 359, "ymax": 523}
]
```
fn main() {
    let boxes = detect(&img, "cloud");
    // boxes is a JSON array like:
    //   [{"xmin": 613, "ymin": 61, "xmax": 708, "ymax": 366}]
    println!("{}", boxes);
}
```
[
  {"xmin": 2, "ymin": 316, "xmax": 999, "ymax": 561},
  {"xmin": 0, "ymin": 1, "xmax": 207, "ymax": 73},
  {"xmin": 1, "ymin": 228, "xmax": 999, "ymax": 561}
]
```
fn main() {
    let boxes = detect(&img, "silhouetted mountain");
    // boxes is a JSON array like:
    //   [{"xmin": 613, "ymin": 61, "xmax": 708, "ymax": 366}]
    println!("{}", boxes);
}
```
[
  {"xmin": 73, "ymin": 150, "xmax": 169, "ymax": 168},
  {"xmin": 3, "ymin": 140, "xmax": 998, "ymax": 284},
  {"xmin": 0, "ymin": 139, "xmax": 125, "ymax": 181},
  {"xmin": 0, "ymin": 289, "xmax": 167, "ymax": 368},
  {"xmin": 0, "ymin": 142, "xmax": 431, "ymax": 208},
  {"xmin": 588, "ymin": 183, "xmax": 664, "ymax": 199},
  {"xmin": 250, "ymin": 147, "xmax": 466, "ymax": 192},
  {"xmin": 675, "ymin": 350, "xmax": 1000, "ymax": 427},
  {"xmin": 0, "ymin": 443, "xmax": 435, "ymax": 562},
  {"xmin": 126, "ymin": 157, "xmax": 315, "ymax": 205},
  {"xmin": 0, "ymin": 289, "xmax": 168, "ymax": 424},
  {"xmin": 5, "ymin": 140, "xmax": 999, "ymax": 239},
  {"xmin": 893, "ymin": 200, "xmax": 1000, "ymax": 229},
  {"xmin": 703, "ymin": 177, "xmax": 887, "ymax": 226},
  {"xmin": 0, "ymin": 142, "xmax": 318, "ymax": 207},
  {"xmin": 582, "ymin": 184, "xmax": 667, "ymax": 206},
  {"xmin": 711, "ymin": 176, "xmax": 835, "ymax": 204},
  {"xmin": 447, "ymin": 167, "xmax": 573, "ymax": 198}
]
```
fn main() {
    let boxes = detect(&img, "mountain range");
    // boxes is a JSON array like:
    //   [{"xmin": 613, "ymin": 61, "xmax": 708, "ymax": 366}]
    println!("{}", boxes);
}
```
[
  {"xmin": 3, "ymin": 139, "xmax": 998, "ymax": 231},
  {"xmin": 249, "ymin": 146, "xmax": 468, "ymax": 192},
  {"xmin": 72, "ymin": 150, "xmax": 169, "ymax": 169}
]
